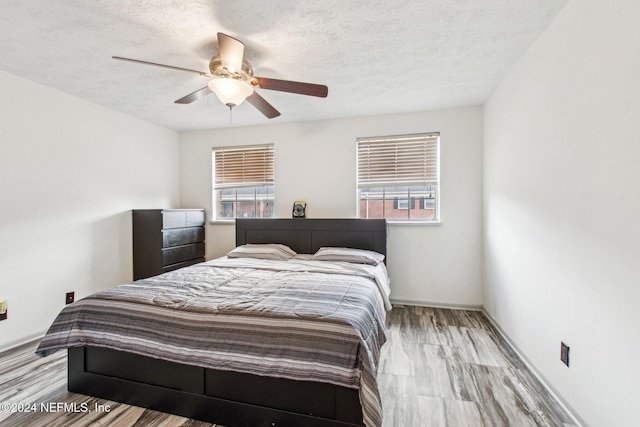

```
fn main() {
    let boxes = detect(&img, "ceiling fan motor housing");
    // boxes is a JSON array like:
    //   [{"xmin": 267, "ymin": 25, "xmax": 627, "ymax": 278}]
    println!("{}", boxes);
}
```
[{"xmin": 209, "ymin": 55, "xmax": 254, "ymax": 78}]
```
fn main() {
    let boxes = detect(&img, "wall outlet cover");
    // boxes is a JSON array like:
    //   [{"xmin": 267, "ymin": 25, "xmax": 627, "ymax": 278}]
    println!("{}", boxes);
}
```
[{"xmin": 561, "ymin": 342, "xmax": 570, "ymax": 367}]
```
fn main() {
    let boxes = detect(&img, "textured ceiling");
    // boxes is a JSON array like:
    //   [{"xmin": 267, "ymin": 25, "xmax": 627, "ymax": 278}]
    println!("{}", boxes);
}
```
[{"xmin": 0, "ymin": 0, "xmax": 568, "ymax": 131}]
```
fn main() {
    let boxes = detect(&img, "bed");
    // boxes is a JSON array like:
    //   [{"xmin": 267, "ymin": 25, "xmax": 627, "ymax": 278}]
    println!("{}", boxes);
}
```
[{"xmin": 37, "ymin": 218, "xmax": 389, "ymax": 427}]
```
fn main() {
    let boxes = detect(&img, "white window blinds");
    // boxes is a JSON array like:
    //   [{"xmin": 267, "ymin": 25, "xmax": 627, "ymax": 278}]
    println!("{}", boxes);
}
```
[
  {"xmin": 214, "ymin": 145, "xmax": 274, "ymax": 189},
  {"xmin": 357, "ymin": 133, "xmax": 439, "ymax": 187}
]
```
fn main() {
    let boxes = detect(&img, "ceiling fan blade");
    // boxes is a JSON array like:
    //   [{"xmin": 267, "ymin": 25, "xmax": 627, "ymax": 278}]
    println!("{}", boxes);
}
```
[
  {"xmin": 246, "ymin": 91, "xmax": 281, "ymax": 119},
  {"xmin": 112, "ymin": 56, "xmax": 210, "ymax": 77},
  {"xmin": 217, "ymin": 33, "xmax": 244, "ymax": 73},
  {"xmin": 175, "ymin": 86, "xmax": 212, "ymax": 104},
  {"xmin": 253, "ymin": 77, "xmax": 328, "ymax": 98}
]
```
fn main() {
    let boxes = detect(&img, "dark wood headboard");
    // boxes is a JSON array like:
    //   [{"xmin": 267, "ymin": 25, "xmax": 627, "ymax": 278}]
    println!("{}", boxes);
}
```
[{"xmin": 236, "ymin": 219, "xmax": 387, "ymax": 259}]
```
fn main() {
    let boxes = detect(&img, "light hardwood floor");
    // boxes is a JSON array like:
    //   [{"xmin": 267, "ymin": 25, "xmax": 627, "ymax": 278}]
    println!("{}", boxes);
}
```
[{"xmin": 0, "ymin": 305, "xmax": 576, "ymax": 426}]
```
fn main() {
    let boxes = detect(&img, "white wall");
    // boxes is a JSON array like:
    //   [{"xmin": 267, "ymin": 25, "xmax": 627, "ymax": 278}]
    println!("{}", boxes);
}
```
[
  {"xmin": 180, "ymin": 107, "xmax": 483, "ymax": 307},
  {"xmin": 483, "ymin": 0, "xmax": 640, "ymax": 425},
  {"xmin": 0, "ymin": 71, "xmax": 180, "ymax": 351}
]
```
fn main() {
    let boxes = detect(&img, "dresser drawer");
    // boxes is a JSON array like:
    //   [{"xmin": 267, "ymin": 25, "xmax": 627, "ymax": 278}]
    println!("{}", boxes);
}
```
[
  {"xmin": 162, "ymin": 242, "xmax": 205, "ymax": 266},
  {"xmin": 162, "ymin": 227, "xmax": 205, "ymax": 248},
  {"xmin": 162, "ymin": 258, "xmax": 204, "ymax": 273},
  {"xmin": 162, "ymin": 210, "xmax": 206, "ymax": 230}
]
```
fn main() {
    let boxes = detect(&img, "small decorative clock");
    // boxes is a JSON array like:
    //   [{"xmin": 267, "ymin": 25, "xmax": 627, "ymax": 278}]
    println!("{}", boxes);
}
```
[{"xmin": 292, "ymin": 201, "xmax": 307, "ymax": 218}]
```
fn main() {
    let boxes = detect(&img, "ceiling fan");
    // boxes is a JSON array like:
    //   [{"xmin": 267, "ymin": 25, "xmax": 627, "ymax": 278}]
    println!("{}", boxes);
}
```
[{"xmin": 113, "ymin": 33, "xmax": 328, "ymax": 119}]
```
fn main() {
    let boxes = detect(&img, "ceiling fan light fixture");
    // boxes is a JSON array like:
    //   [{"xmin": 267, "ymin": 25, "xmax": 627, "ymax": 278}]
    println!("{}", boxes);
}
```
[{"xmin": 208, "ymin": 77, "xmax": 253, "ymax": 107}]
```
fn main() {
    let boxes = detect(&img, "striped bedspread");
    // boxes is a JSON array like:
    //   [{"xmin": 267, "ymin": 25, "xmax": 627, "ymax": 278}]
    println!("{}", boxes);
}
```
[{"xmin": 36, "ymin": 256, "xmax": 390, "ymax": 427}]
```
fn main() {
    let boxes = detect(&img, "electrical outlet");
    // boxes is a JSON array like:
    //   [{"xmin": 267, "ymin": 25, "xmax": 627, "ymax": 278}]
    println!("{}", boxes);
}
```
[
  {"xmin": 560, "ymin": 342, "xmax": 570, "ymax": 367},
  {"xmin": 0, "ymin": 300, "xmax": 7, "ymax": 321},
  {"xmin": 66, "ymin": 292, "xmax": 75, "ymax": 305}
]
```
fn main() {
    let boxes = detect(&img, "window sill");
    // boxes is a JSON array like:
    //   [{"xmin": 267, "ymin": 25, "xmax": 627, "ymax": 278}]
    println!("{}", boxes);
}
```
[
  {"xmin": 210, "ymin": 219, "xmax": 442, "ymax": 226},
  {"xmin": 386, "ymin": 220, "xmax": 442, "ymax": 226},
  {"xmin": 209, "ymin": 220, "xmax": 236, "ymax": 225}
]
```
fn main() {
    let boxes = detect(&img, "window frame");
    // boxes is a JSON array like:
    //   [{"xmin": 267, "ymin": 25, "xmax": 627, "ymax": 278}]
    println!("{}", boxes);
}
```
[
  {"xmin": 356, "ymin": 133, "xmax": 440, "ymax": 223},
  {"xmin": 212, "ymin": 144, "xmax": 275, "ymax": 221}
]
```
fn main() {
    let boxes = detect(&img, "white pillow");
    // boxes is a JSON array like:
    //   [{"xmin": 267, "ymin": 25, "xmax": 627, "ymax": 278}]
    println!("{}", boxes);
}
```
[
  {"xmin": 312, "ymin": 247, "xmax": 385, "ymax": 265},
  {"xmin": 227, "ymin": 244, "xmax": 296, "ymax": 260}
]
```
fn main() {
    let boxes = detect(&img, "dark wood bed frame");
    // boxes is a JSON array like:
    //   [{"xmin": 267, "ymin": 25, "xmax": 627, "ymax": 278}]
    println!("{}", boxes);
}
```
[{"xmin": 68, "ymin": 218, "xmax": 387, "ymax": 427}]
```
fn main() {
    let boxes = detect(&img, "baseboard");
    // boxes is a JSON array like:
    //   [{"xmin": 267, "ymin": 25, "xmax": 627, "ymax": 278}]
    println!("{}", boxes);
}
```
[
  {"xmin": 390, "ymin": 298, "xmax": 482, "ymax": 311},
  {"xmin": 0, "ymin": 331, "xmax": 46, "ymax": 354},
  {"xmin": 481, "ymin": 309, "xmax": 588, "ymax": 427}
]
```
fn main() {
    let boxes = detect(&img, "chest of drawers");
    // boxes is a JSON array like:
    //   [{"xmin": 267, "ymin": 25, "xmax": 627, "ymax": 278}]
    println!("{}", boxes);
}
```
[{"xmin": 132, "ymin": 209, "xmax": 206, "ymax": 280}]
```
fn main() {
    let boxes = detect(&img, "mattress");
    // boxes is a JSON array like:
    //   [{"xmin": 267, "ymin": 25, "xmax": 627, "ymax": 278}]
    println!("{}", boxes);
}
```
[{"xmin": 36, "ymin": 255, "xmax": 391, "ymax": 427}]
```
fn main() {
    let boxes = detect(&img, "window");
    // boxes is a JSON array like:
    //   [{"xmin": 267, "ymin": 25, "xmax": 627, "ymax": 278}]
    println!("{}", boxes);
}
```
[
  {"xmin": 212, "ymin": 144, "xmax": 275, "ymax": 220},
  {"xmin": 357, "ymin": 133, "xmax": 440, "ymax": 221}
]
